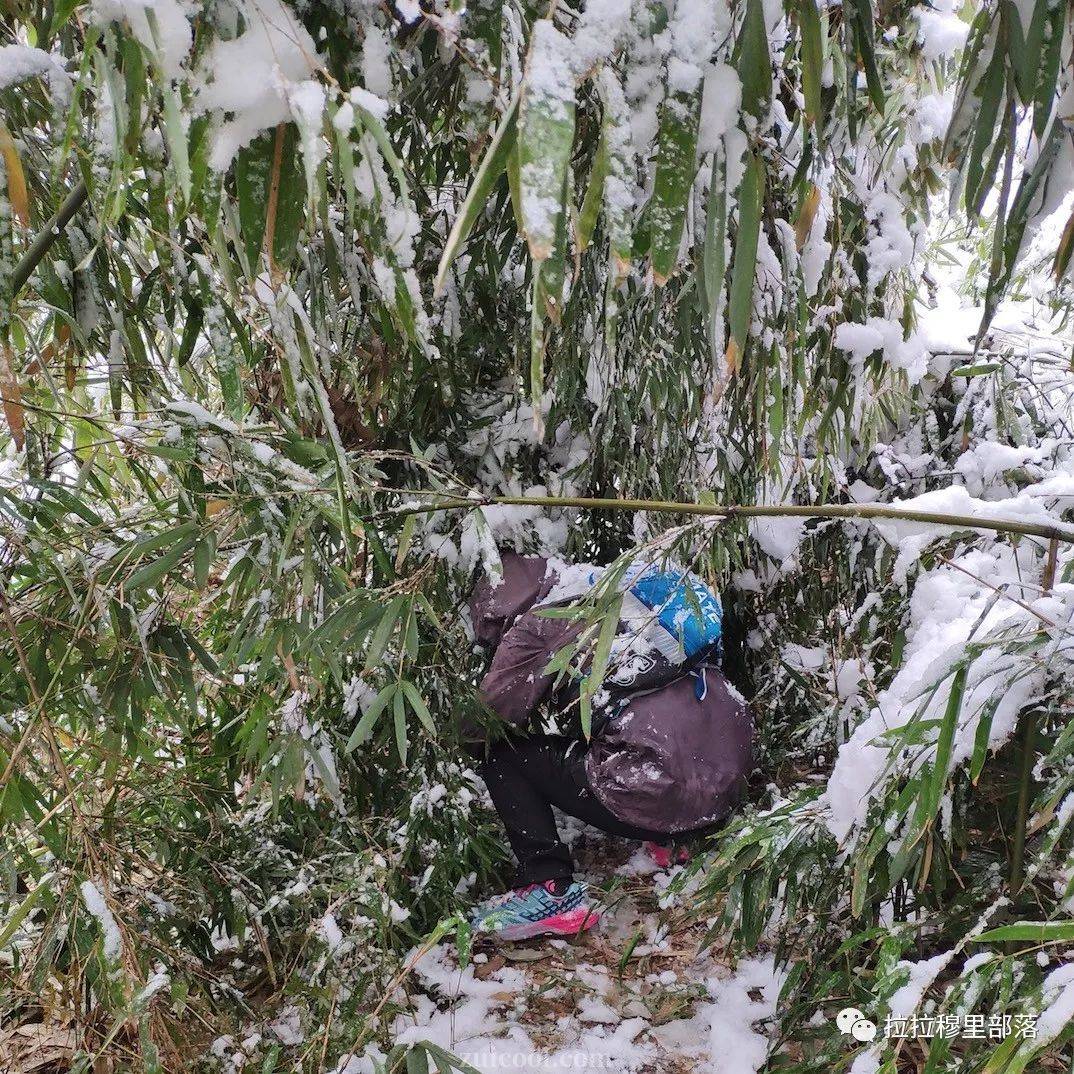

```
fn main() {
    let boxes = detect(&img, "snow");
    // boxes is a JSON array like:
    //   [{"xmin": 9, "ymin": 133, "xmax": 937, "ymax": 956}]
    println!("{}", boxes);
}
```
[
  {"xmin": 192, "ymin": 0, "xmax": 322, "ymax": 169},
  {"xmin": 1036, "ymin": 963, "xmax": 1074, "ymax": 1045},
  {"xmin": 93, "ymin": 0, "xmax": 192, "ymax": 80},
  {"xmin": 698, "ymin": 63, "xmax": 742, "ymax": 155},
  {"xmin": 823, "ymin": 534, "xmax": 1061, "ymax": 844},
  {"xmin": 705, "ymin": 956, "xmax": 785, "ymax": 1074},
  {"xmin": 80, "ymin": 880, "xmax": 122, "ymax": 963},
  {"xmin": 0, "ymin": 44, "xmax": 71, "ymax": 99},
  {"xmin": 834, "ymin": 317, "xmax": 928, "ymax": 384},
  {"xmin": 913, "ymin": 0, "xmax": 969, "ymax": 61}
]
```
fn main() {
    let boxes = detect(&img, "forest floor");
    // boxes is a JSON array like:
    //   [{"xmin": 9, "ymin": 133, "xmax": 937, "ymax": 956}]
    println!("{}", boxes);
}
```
[{"xmin": 359, "ymin": 817, "xmax": 786, "ymax": 1073}]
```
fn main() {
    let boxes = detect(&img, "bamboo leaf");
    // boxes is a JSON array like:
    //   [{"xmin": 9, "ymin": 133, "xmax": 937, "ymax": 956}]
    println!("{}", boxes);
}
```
[
  {"xmin": 518, "ymin": 21, "xmax": 576, "ymax": 263},
  {"xmin": 798, "ymin": 0, "xmax": 825, "ymax": 129},
  {"xmin": 393, "ymin": 687, "xmax": 408, "ymax": 764},
  {"xmin": 577, "ymin": 126, "xmax": 608, "ymax": 254},
  {"xmin": 401, "ymin": 680, "xmax": 436, "ymax": 737},
  {"xmin": 0, "ymin": 123, "xmax": 30, "ymax": 227},
  {"xmin": 974, "ymin": 921, "xmax": 1074, "ymax": 944},
  {"xmin": 435, "ymin": 95, "xmax": 519, "ymax": 293},
  {"xmin": 726, "ymin": 151, "xmax": 764, "ymax": 369},
  {"xmin": 650, "ymin": 88, "xmax": 701, "ymax": 285},
  {"xmin": 794, "ymin": 183, "xmax": 820, "ymax": 248},
  {"xmin": 596, "ymin": 70, "xmax": 633, "ymax": 280},
  {"xmin": 963, "ymin": 53, "xmax": 1004, "ymax": 215},
  {"xmin": 1053, "ymin": 204, "xmax": 1074, "ymax": 279},
  {"xmin": 702, "ymin": 153, "xmax": 727, "ymax": 360},
  {"xmin": 0, "ymin": 342, "xmax": 25, "ymax": 451},
  {"xmin": 850, "ymin": 0, "xmax": 885, "ymax": 113},
  {"xmin": 914, "ymin": 665, "xmax": 967, "ymax": 830},
  {"xmin": 737, "ymin": 0, "xmax": 773, "ymax": 119},
  {"xmin": 345, "ymin": 683, "xmax": 396, "ymax": 752}
]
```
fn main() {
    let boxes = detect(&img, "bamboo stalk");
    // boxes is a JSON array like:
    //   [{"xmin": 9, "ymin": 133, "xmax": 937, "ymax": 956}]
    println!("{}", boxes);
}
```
[
  {"xmin": 1009, "ymin": 534, "xmax": 1061, "ymax": 900},
  {"xmin": 385, "ymin": 492, "xmax": 1074, "ymax": 546},
  {"xmin": 12, "ymin": 178, "xmax": 89, "ymax": 295}
]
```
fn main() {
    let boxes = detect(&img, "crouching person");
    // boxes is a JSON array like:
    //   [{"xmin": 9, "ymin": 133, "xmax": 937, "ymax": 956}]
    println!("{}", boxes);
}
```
[{"xmin": 465, "ymin": 552, "xmax": 753, "ymax": 941}]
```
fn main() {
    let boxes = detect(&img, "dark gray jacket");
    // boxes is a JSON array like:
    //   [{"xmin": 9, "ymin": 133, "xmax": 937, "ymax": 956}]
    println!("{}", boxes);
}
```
[{"xmin": 469, "ymin": 553, "xmax": 752, "ymax": 834}]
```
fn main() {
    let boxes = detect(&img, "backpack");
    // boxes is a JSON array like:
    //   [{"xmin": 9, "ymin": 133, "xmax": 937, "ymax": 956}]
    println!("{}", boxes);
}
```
[{"xmin": 593, "ymin": 564, "xmax": 723, "ymax": 700}]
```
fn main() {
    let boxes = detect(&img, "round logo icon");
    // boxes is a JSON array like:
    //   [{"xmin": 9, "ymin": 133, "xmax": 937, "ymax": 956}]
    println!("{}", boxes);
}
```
[{"xmin": 836, "ymin": 1007, "xmax": 877, "ymax": 1042}]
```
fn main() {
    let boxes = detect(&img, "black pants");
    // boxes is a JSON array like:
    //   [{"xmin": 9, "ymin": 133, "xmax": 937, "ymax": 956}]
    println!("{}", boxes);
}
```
[{"xmin": 478, "ymin": 734, "xmax": 670, "ymax": 886}]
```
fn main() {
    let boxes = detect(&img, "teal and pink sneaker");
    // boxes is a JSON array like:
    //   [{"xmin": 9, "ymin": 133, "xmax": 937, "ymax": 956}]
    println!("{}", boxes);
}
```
[{"xmin": 470, "ymin": 880, "xmax": 599, "ymax": 942}]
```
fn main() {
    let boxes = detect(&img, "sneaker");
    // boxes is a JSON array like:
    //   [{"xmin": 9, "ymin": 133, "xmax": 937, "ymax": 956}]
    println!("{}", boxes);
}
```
[
  {"xmin": 469, "ymin": 880, "xmax": 599, "ymax": 942},
  {"xmin": 643, "ymin": 841, "xmax": 690, "ymax": 869}
]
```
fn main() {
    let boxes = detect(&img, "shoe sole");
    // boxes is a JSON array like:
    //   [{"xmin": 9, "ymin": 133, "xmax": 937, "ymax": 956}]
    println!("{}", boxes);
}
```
[{"xmin": 495, "ymin": 906, "xmax": 601, "ymax": 942}]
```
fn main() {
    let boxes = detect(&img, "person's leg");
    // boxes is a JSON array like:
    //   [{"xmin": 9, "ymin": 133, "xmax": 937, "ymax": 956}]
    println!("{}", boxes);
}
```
[
  {"xmin": 478, "ymin": 735, "xmax": 575, "ymax": 887},
  {"xmin": 479, "ymin": 734, "xmax": 669, "ymax": 887}
]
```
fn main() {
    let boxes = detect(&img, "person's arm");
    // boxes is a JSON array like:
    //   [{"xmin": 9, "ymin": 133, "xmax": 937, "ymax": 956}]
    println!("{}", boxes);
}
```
[
  {"xmin": 468, "ymin": 553, "xmax": 554, "ymax": 650},
  {"xmin": 478, "ymin": 611, "xmax": 583, "ymax": 728}
]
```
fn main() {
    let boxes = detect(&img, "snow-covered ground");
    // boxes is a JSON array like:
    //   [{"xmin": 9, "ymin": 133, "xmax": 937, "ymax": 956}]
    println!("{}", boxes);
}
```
[{"xmin": 335, "ymin": 818, "xmax": 786, "ymax": 1073}]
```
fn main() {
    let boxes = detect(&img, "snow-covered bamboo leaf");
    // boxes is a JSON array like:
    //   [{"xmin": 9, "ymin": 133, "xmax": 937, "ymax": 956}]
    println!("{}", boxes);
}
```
[
  {"xmin": 596, "ymin": 69, "xmax": 633, "ymax": 280},
  {"xmin": 518, "ymin": 20, "xmax": 576, "ymax": 263},
  {"xmin": 702, "ymin": 154, "xmax": 727, "ymax": 361},
  {"xmin": 650, "ymin": 89, "xmax": 701, "ymax": 285}
]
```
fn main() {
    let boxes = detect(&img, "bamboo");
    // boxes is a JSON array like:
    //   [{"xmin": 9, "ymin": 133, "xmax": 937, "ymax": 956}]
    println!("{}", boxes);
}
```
[
  {"xmin": 11, "ymin": 178, "xmax": 89, "ymax": 295},
  {"xmin": 1009, "ymin": 534, "xmax": 1061, "ymax": 900},
  {"xmin": 386, "ymin": 493, "xmax": 1074, "ymax": 546}
]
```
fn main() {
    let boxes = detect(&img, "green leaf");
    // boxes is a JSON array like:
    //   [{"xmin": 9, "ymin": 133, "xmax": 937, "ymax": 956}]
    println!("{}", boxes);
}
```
[
  {"xmin": 435, "ymin": 95, "xmax": 519, "ymax": 293},
  {"xmin": 974, "ymin": 921, "xmax": 1074, "ymax": 944},
  {"xmin": 345, "ymin": 683, "xmax": 396, "ymax": 752},
  {"xmin": 235, "ymin": 131, "xmax": 276, "ymax": 274},
  {"xmin": 393, "ymin": 687, "xmax": 409, "ymax": 764},
  {"xmin": 650, "ymin": 87, "xmax": 701, "ymax": 284},
  {"xmin": 799, "ymin": 0, "xmax": 825, "ymax": 128},
  {"xmin": 267, "ymin": 124, "xmax": 305, "ymax": 271},
  {"xmin": 365, "ymin": 596, "xmax": 403, "ymax": 671},
  {"xmin": 963, "ymin": 53, "xmax": 1004, "ymax": 215},
  {"xmin": 406, "ymin": 1046, "xmax": 429, "ymax": 1074},
  {"xmin": 850, "ymin": 0, "xmax": 885, "ymax": 113},
  {"xmin": 401, "ymin": 680, "xmax": 436, "ymax": 737},
  {"xmin": 737, "ymin": 0, "xmax": 773, "ymax": 118},
  {"xmin": 0, "ymin": 875, "xmax": 52, "ymax": 950},
  {"xmin": 124, "ymin": 532, "xmax": 199, "ymax": 592},
  {"xmin": 577, "ymin": 126, "xmax": 608, "ymax": 254},
  {"xmin": 914, "ymin": 664, "xmax": 967, "ymax": 830},
  {"xmin": 518, "ymin": 21, "xmax": 576, "ymax": 262},
  {"xmin": 951, "ymin": 362, "xmax": 1000, "ymax": 377},
  {"xmin": 726, "ymin": 151, "xmax": 765, "ymax": 369},
  {"xmin": 1006, "ymin": 0, "xmax": 1046, "ymax": 105}
]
